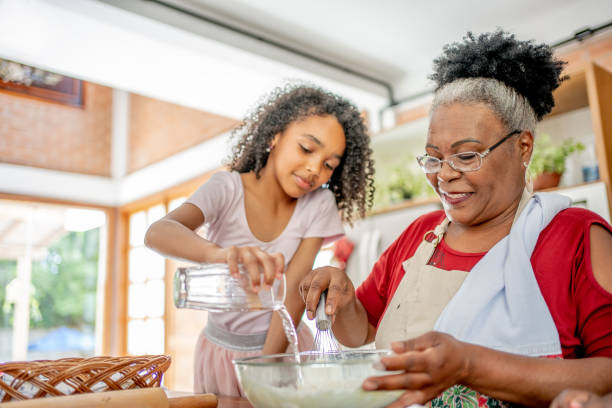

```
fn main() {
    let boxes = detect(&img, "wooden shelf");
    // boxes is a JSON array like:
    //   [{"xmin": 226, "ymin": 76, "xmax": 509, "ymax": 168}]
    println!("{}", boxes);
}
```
[
  {"xmin": 368, "ymin": 180, "xmax": 604, "ymax": 218},
  {"xmin": 369, "ymin": 196, "xmax": 440, "ymax": 216},
  {"xmin": 548, "ymin": 70, "xmax": 589, "ymax": 117}
]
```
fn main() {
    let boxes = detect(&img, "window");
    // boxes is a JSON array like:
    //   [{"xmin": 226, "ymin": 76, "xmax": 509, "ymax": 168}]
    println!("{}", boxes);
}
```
[
  {"xmin": 125, "ymin": 196, "xmax": 190, "ymax": 357},
  {"xmin": 126, "ymin": 205, "xmax": 166, "ymax": 355}
]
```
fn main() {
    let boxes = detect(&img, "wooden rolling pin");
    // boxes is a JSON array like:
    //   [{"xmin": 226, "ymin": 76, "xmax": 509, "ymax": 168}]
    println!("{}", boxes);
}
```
[{"xmin": 0, "ymin": 388, "xmax": 217, "ymax": 408}]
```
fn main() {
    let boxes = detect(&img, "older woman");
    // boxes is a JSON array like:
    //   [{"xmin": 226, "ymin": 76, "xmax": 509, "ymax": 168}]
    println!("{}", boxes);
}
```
[{"xmin": 300, "ymin": 31, "xmax": 612, "ymax": 407}]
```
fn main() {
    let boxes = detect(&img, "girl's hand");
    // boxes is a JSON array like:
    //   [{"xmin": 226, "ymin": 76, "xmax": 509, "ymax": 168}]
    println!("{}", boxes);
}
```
[
  {"xmin": 551, "ymin": 390, "xmax": 612, "ymax": 408},
  {"xmin": 362, "ymin": 331, "xmax": 470, "ymax": 407},
  {"xmin": 299, "ymin": 266, "xmax": 356, "ymax": 321},
  {"xmin": 220, "ymin": 245, "xmax": 284, "ymax": 291}
]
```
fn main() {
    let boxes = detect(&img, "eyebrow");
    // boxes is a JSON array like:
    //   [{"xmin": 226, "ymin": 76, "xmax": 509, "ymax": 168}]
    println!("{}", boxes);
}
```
[
  {"xmin": 302, "ymin": 134, "xmax": 342, "ymax": 160},
  {"xmin": 426, "ymin": 138, "xmax": 483, "ymax": 151},
  {"xmin": 303, "ymin": 133, "xmax": 322, "ymax": 146},
  {"xmin": 450, "ymin": 138, "xmax": 482, "ymax": 148}
]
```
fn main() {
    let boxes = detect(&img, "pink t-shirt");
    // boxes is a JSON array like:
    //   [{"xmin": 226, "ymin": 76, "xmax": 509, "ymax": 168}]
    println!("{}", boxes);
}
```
[{"xmin": 186, "ymin": 170, "xmax": 344, "ymax": 334}]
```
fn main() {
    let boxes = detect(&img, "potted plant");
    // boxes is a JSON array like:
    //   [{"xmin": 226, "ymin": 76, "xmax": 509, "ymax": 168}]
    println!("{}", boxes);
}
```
[
  {"xmin": 373, "ymin": 165, "xmax": 434, "ymax": 210},
  {"xmin": 528, "ymin": 134, "xmax": 584, "ymax": 190}
]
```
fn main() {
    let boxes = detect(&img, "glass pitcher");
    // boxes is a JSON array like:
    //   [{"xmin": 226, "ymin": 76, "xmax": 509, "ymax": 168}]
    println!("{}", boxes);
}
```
[{"xmin": 174, "ymin": 264, "xmax": 286, "ymax": 312}]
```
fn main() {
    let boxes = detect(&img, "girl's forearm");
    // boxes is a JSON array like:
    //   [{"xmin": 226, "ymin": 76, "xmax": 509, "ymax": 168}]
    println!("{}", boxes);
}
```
[
  {"xmin": 144, "ymin": 219, "xmax": 222, "ymax": 263},
  {"xmin": 262, "ymin": 261, "xmax": 309, "ymax": 354},
  {"xmin": 463, "ymin": 343, "xmax": 612, "ymax": 407},
  {"xmin": 262, "ymin": 288, "xmax": 305, "ymax": 355},
  {"xmin": 262, "ymin": 312, "xmax": 290, "ymax": 355},
  {"xmin": 332, "ymin": 299, "xmax": 371, "ymax": 348},
  {"xmin": 262, "ymin": 237, "xmax": 325, "ymax": 355}
]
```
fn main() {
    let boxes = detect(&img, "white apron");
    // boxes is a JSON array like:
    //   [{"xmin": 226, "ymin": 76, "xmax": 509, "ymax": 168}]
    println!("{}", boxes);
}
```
[
  {"xmin": 375, "ymin": 188, "xmax": 533, "ymax": 349},
  {"xmin": 375, "ymin": 218, "xmax": 465, "ymax": 349}
]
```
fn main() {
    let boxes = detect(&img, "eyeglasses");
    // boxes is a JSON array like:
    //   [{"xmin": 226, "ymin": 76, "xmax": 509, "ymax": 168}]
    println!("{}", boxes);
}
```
[{"xmin": 416, "ymin": 129, "xmax": 522, "ymax": 174}]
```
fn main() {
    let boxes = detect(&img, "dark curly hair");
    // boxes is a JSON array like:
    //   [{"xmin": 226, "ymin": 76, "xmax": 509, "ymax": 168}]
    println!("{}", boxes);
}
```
[
  {"xmin": 227, "ymin": 84, "xmax": 375, "ymax": 224},
  {"xmin": 429, "ymin": 30, "xmax": 566, "ymax": 120}
]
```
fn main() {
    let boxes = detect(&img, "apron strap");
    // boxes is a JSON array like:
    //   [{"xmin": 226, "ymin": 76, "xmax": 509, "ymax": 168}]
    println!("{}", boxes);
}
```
[{"xmin": 422, "ymin": 218, "xmax": 449, "ymax": 247}]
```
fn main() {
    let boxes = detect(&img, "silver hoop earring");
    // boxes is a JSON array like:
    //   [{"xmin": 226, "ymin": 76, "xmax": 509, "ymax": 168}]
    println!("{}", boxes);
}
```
[{"xmin": 523, "ymin": 161, "xmax": 529, "ymax": 168}]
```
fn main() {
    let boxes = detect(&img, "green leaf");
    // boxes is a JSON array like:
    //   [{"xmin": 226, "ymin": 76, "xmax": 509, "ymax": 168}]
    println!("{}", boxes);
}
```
[
  {"xmin": 373, "ymin": 164, "xmax": 435, "ymax": 210},
  {"xmin": 528, "ymin": 134, "xmax": 584, "ymax": 176}
]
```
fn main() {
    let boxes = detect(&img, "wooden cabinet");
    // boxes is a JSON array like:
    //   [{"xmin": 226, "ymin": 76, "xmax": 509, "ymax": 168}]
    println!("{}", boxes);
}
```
[
  {"xmin": 556, "ymin": 32, "xmax": 612, "ymax": 216},
  {"xmin": 586, "ymin": 62, "xmax": 612, "ymax": 212}
]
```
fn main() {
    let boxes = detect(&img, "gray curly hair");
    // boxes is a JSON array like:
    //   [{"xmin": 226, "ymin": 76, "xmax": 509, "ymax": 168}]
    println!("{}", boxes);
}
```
[{"xmin": 430, "ymin": 77, "xmax": 538, "ymax": 134}]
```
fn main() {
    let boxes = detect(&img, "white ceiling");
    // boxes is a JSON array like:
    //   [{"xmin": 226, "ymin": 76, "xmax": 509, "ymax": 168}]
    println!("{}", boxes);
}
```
[
  {"xmin": 110, "ymin": 0, "xmax": 612, "ymax": 106},
  {"xmin": 0, "ymin": 0, "xmax": 388, "ymax": 123},
  {"xmin": 2, "ymin": 0, "xmax": 610, "ymax": 121}
]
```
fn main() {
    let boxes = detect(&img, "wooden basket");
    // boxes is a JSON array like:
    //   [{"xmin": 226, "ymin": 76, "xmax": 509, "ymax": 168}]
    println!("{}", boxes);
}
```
[{"xmin": 0, "ymin": 355, "xmax": 171, "ymax": 402}]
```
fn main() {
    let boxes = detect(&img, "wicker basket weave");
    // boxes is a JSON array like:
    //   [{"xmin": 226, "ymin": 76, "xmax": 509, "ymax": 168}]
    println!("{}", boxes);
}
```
[{"xmin": 0, "ymin": 355, "xmax": 171, "ymax": 402}]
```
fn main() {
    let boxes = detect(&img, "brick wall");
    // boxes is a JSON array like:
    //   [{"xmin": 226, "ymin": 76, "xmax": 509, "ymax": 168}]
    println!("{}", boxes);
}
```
[
  {"xmin": 0, "ymin": 82, "xmax": 113, "ymax": 176},
  {"xmin": 0, "ymin": 84, "xmax": 239, "ymax": 178},
  {"xmin": 128, "ymin": 94, "xmax": 238, "ymax": 173}
]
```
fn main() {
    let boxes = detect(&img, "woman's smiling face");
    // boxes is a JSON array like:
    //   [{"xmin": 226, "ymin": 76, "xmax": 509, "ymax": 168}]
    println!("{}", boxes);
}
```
[{"xmin": 425, "ymin": 102, "xmax": 528, "ymax": 227}]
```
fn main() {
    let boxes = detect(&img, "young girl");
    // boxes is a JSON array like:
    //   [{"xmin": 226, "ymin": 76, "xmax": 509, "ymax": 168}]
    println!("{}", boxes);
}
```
[{"xmin": 144, "ymin": 84, "xmax": 375, "ymax": 397}]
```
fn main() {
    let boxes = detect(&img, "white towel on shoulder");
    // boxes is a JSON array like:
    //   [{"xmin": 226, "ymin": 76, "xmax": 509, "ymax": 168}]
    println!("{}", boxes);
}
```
[{"xmin": 433, "ymin": 192, "xmax": 571, "ymax": 356}]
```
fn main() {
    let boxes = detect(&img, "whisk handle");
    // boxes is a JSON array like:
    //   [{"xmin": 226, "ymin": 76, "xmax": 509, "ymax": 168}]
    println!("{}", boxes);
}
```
[{"xmin": 315, "ymin": 289, "xmax": 331, "ymax": 330}]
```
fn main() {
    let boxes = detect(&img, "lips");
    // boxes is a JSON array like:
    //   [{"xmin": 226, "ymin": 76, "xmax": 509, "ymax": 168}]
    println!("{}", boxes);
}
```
[
  {"xmin": 294, "ymin": 174, "xmax": 313, "ymax": 190},
  {"xmin": 439, "ymin": 189, "xmax": 473, "ymax": 206}
]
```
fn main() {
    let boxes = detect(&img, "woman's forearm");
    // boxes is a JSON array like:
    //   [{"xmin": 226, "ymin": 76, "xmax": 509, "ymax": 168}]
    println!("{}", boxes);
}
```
[
  {"xmin": 463, "ymin": 343, "xmax": 612, "ymax": 407},
  {"xmin": 144, "ymin": 219, "xmax": 222, "ymax": 264},
  {"xmin": 332, "ymin": 299, "xmax": 372, "ymax": 348}
]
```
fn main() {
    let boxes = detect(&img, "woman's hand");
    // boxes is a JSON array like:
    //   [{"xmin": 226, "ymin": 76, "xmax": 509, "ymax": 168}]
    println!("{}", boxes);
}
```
[
  {"xmin": 299, "ymin": 266, "xmax": 356, "ymax": 321},
  {"xmin": 218, "ymin": 245, "xmax": 284, "ymax": 291},
  {"xmin": 551, "ymin": 390, "xmax": 612, "ymax": 408},
  {"xmin": 362, "ymin": 331, "xmax": 470, "ymax": 407}
]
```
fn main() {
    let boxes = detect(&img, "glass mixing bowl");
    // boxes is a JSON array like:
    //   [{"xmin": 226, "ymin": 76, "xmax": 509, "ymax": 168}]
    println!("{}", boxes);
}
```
[{"xmin": 233, "ymin": 350, "xmax": 403, "ymax": 408}]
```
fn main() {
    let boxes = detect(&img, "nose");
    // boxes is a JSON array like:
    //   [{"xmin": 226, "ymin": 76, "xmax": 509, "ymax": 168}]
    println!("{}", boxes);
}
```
[
  {"xmin": 306, "ymin": 157, "xmax": 323, "ymax": 178},
  {"xmin": 437, "ymin": 160, "xmax": 461, "ymax": 183}
]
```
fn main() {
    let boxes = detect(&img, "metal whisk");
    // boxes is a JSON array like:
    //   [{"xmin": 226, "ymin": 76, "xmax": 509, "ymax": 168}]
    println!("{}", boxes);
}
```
[{"xmin": 312, "ymin": 290, "xmax": 341, "ymax": 356}]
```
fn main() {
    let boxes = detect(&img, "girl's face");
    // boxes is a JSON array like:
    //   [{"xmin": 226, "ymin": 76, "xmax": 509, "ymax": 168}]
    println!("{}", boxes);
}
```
[
  {"xmin": 425, "ymin": 102, "xmax": 529, "ymax": 226},
  {"xmin": 270, "ymin": 114, "xmax": 346, "ymax": 198}
]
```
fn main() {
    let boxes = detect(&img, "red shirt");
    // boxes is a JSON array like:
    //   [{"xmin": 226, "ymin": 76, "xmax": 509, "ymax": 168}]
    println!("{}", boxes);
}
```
[{"xmin": 356, "ymin": 208, "xmax": 612, "ymax": 358}]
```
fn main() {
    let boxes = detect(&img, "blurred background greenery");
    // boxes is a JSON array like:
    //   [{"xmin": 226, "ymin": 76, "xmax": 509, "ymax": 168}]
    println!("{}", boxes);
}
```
[{"xmin": 1, "ymin": 229, "xmax": 99, "ymax": 330}]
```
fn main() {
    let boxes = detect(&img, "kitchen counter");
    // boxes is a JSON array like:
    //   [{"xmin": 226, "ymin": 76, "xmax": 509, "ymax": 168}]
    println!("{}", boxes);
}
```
[
  {"xmin": 216, "ymin": 395, "xmax": 253, "ymax": 407},
  {"xmin": 167, "ymin": 390, "xmax": 252, "ymax": 408}
]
